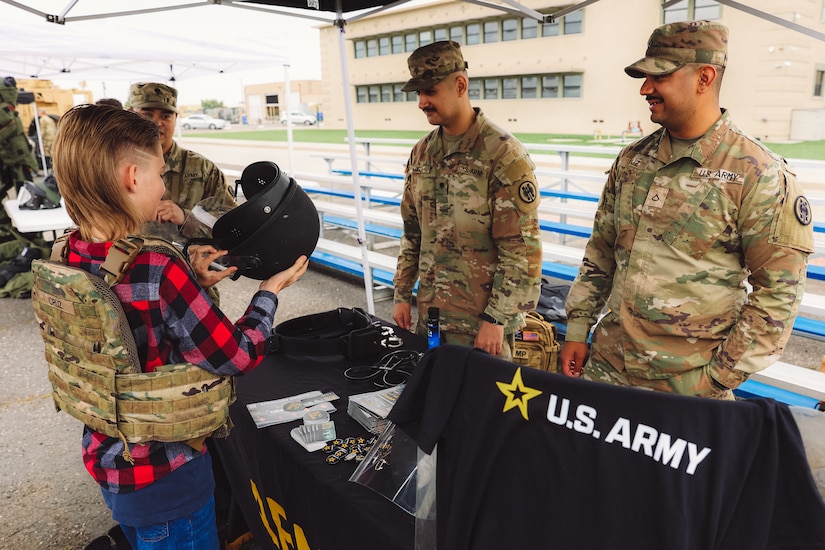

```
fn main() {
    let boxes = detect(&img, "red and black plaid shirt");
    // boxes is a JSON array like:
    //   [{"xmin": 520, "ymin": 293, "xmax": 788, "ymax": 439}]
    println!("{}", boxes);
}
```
[{"xmin": 66, "ymin": 232, "xmax": 277, "ymax": 493}]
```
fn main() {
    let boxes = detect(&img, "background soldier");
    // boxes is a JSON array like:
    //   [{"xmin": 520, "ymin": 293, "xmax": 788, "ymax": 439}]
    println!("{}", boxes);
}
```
[
  {"xmin": 560, "ymin": 21, "xmax": 814, "ymax": 398},
  {"xmin": 392, "ymin": 41, "xmax": 543, "ymax": 360},
  {"xmin": 128, "ymin": 82, "xmax": 236, "ymax": 234}
]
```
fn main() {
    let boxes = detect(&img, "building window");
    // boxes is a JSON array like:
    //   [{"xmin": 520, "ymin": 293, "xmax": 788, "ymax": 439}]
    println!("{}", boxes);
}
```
[
  {"xmin": 468, "ymin": 79, "xmax": 481, "ymax": 100},
  {"xmin": 502, "ymin": 77, "xmax": 518, "ymax": 99},
  {"xmin": 466, "ymin": 23, "xmax": 481, "ymax": 45},
  {"xmin": 450, "ymin": 25, "xmax": 463, "ymax": 43},
  {"xmin": 406, "ymin": 90, "xmax": 417, "ymax": 101},
  {"xmin": 815, "ymin": 69, "xmax": 825, "ymax": 97},
  {"xmin": 522, "ymin": 18, "xmax": 538, "ymax": 39},
  {"xmin": 563, "ymin": 74, "xmax": 582, "ymax": 98},
  {"xmin": 393, "ymin": 84, "xmax": 405, "ymax": 102},
  {"xmin": 405, "ymin": 33, "xmax": 417, "ymax": 52},
  {"xmin": 663, "ymin": 0, "xmax": 688, "ymax": 22},
  {"xmin": 434, "ymin": 27, "xmax": 448, "ymax": 42},
  {"xmin": 379, "ymin": 36, "xmax": 390, "ymax": 56},
  {"xmin": 381, "ymin": 85, "xmax": 392, "ymax": 102},
  {"xmin": 664, "ymin": 0, "xmax": 719, "ymax": 22},
  {"xmin": 564, "ymin": 10, "xmax": 583, "ymax": 34},
  {"xmin": 484, "ymin": 78, "xmax": 499, "ymax": 99},
  {"xmin": 356, "ymin": 86, "xmax": 368, "ymax": 103},
  {"xmin": 391, "ymin": 35, "xmax": 403, "ymax": 54},
  {"xmin": 521, "ymin": 76, "xmax": 537, "ymax": 98},
  {"xmin": 542, "ymin": 75, "xmax": 559, "ymax": 97},
  {"xmin": 484, "ymin": 20, "xmax": 499, "ymax": 43},
  {"xmin": 693, "ymin": 0, "xmax": 721, "ymax": 20},
  {"xmin": 366, "ymin": 38, "xmax": 378, "ymax": 57},
  {"xmin": 354, "ymin": 40, "xmax": 366, "ymax": 59},
  {"xmin": 368, "ymin": 85, "xmax": 380, "ymax": 102},
  {"xmin": 502, "ymin": 18, "xmax": 518, "ymax": 41},
  {"xmin": 419, "ymin": 29, "xmax": 433, "ymax": 47},
  {"xmin": 542, "ymin": 17, "xmax": 559, "ymax": 37}
]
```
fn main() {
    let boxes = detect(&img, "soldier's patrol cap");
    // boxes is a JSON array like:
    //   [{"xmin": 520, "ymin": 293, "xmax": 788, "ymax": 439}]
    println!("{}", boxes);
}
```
[
  {"xmin": 402, "ymin": 40, "xmax": 468, "ymax": 92},
  {"xmin": 128, "ymin": 82, "xmax": 178, "ymax": 113},
  {"xmin": 624, "ymin": 20, "xmax": 728, "ymax": 78}
]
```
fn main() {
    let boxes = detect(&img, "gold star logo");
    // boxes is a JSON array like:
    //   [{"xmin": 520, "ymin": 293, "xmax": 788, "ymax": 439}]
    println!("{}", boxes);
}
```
[{"xmin": 496, "ymin": 368, "xmax": 542, "ymax": 421}]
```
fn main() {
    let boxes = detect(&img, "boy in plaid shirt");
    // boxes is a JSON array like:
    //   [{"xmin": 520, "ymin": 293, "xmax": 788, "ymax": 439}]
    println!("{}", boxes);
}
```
[{"xmin": 51, "ymin": 104, "xmax": 308, "ymax": 549}]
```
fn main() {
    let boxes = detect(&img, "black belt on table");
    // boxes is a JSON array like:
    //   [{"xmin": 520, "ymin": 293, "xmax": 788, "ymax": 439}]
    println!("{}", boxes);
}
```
[{"xmin": 268, "ymin": 307, "xmax": 402, "ymax": 360}]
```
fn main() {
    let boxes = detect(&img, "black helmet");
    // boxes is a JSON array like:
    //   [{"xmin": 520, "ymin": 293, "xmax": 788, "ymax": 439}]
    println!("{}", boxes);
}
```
[
  {"xmin": 18, "ymin": 175, "xmax": 61, "ymax": 210},
  {"xmin": 209, "ymin": 161, "xmax": 319, "ymax": 280}
]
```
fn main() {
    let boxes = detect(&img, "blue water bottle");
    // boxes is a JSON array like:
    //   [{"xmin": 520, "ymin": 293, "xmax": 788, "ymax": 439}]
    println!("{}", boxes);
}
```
[{"xmin": 427, "ymin": 307, "xmax": 440, "ymax": 349}]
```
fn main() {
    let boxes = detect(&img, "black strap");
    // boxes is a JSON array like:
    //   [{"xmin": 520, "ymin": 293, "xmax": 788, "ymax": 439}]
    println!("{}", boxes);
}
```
[{"xmin": 269, "ymin": 307, "xmax": 386, "ymax": 359}]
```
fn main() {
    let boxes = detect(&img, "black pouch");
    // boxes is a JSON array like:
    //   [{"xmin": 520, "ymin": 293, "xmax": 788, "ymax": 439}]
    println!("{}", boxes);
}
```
[{"xmin": 536, "ymin": 280, "xmax": 571, "ymax": 322}]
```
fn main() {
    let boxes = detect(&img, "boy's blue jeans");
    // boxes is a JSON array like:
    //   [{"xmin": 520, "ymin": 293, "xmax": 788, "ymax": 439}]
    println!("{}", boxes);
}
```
[{"xmin": 119, "ymin": 495, "xmax": 219, "ymax": 550}]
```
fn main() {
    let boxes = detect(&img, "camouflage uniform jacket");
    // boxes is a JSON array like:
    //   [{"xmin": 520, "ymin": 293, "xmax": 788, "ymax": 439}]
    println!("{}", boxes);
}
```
[
  {"xmin": 163, "ymin": 140, "xmax": 236, "ymax": 219},
  {"xmin": 565, "ymin": 110, "xmax": 814, "ymax": 390},
  {"xmin": 39, "ymin": 114, "xmax": 57, "ymax": 157},
  {"xmin": 0, "ymin": 84, "xmax": 37, "ymax": 190},
  {"xmin": 394, "ymin": 108, "xmax": 543, "ymax": 335}
]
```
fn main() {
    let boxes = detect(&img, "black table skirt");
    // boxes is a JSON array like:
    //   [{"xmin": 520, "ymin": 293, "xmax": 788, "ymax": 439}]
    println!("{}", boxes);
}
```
[{"xmin": 213, "ymin": 325, "xmax": 425, "ymax": 550}]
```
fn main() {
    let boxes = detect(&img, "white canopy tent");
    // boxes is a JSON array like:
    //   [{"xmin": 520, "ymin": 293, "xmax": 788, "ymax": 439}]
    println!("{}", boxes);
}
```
[{"xmin": 3, "ymin": 0, "xmax": 824, "ymax": 314}]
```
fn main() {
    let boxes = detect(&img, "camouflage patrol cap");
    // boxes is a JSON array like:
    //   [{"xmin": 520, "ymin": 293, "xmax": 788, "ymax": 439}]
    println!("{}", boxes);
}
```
[
  {"xmin": 624, "ymin": 20, "xmax": 728, "ymax": 78},
  {"xmin": 128, "ymin": 82, "xmax": 178, "ymax": 113},
  {"xmin": 402, "ymin": 40, "xmax": 468, "ymax": 92}
]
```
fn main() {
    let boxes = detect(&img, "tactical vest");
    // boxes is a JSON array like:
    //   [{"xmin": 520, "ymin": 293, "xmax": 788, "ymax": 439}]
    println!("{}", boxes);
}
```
[{"xmin": 30, "ymin": 235, "xmax": 235, "ymax": 463}]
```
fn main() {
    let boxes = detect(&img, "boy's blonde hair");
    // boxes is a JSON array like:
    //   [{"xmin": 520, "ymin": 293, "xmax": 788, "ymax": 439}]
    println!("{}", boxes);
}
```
[{"xmin": 53, "ymin": 104, "xmax": 161, "ymax": 242}]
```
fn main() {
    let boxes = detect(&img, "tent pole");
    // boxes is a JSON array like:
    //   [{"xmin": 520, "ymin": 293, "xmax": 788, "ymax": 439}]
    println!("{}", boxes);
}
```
[
  {"xmin": 31, "ymin": 102, "xmax": 47, "ymax": 177},
  {"xmin": 336, "ymin": 5, "xmax": 375, "ymax": 315},
  {"xmin": 284, "ymin": 63, "xmax": 294, "ymax": 172}
]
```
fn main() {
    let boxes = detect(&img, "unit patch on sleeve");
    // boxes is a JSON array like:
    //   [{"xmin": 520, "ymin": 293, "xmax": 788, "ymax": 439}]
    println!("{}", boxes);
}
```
[
  {"xmin": 518, "ymin": 181, "xmax": 538, "ymax": 205},
  {"xmin": 794, "ymin": 195, "xmax": 812, "ymax": 226}
]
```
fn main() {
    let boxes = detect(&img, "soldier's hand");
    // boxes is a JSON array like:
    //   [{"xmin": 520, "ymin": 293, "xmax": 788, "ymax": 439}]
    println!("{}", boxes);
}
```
[
  {"xmin": 475, "ymin": 321, "xmax": 504, "ymax": 357},
  {"xmin": 188, "ymin": 245, "xmax": 238, "ymax": 288},
  {"xmin": 560, "ymin": 341, "xmax": 588, "ymax": 377},
  {"xmin": 155, "ymin": 199, "xmax": 185, "ymax": 225},
  {"xmin": 393, "ymin": 302, "xmax": 413, "ymax": 332}
]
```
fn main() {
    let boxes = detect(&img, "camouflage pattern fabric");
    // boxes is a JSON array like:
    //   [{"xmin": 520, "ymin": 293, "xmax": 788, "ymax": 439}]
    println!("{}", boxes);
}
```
[
  {"xmin": 427, "ymin": 329, "xmax": 515, "ymax": 362},
  {"xmin": 565, "ymin": 110, "xmax": 814, "ymax": 396},
  {"xmin": 402, "ymin": 40, "xmax": 467, "ymax": 92},
  {"xmin": 394, "ymin": 108, "xmax": 543, "ymax": 337},
  {"xmin": 128, "ymin": 81, "xmax": 178, "ymax": 113},
  {"xmin": 0, "ymin": 79, "xmax": 38, "ymax": 192},
  {"xmin": 162, "ymin": 140, "xmax": 235, "ymax": 220},
  {"xmin": 30, "ymin": 236, "xmax": 235, "ymax": 447},
  {"xmin": 625, "ymin": 20, "xmax": 728, "ymax": 78},
  {"xmin": 38, "ymin": 113, "xmax": 57, "ymax": 158},
  {"xmin": 0, "ymin": 271, "xmax": 32, "ymax": 298}
]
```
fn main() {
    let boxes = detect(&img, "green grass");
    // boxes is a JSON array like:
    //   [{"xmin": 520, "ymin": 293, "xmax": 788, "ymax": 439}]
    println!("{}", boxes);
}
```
[{"xmin": 187, "ymin": 128, "xmax": 825, "ymax": 160}]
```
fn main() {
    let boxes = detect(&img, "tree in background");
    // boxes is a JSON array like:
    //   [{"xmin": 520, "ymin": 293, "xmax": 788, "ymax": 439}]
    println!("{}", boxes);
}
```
[{"xmin": 201, "ymin": 99, "xmax": 224, "ymax": 110}]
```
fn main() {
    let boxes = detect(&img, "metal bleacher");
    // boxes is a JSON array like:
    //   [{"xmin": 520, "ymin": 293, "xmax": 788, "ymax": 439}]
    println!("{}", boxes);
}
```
[{"xmin": 286, "ymin": 143, "xmax": 825, "ymax": 410}]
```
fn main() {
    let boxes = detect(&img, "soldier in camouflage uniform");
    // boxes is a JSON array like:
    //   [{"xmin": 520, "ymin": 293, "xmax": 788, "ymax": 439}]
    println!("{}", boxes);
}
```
[
  {"xmin": 0, "ymin": 76, "xmax": 37, "ymax": 197},
  {"xmin": 0, "ymin": 76, "xmax": 49, "ymax": 293},
  {"xmin": 128, "ymin": 82, "xmax": 236, "ymax": 232},
  {"xmin": 560, "ymin": 21, "xmax": 814, "ymax": 399},
  {"xmin": 392, "ymin": 41, "xmax": 543, "ymax": 360}
]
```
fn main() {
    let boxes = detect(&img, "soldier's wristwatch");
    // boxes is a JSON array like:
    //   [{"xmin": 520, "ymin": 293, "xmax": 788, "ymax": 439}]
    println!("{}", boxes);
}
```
[{"xmin": 478, "ymin": 312, "xmax": 504, "ymax": 326}]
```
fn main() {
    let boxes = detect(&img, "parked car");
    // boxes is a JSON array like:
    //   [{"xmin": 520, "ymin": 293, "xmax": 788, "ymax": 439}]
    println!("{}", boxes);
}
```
[
  {"xmin": 280, "ymin": 111, "xmax": 317, "ymax": 126},
  {"xmin": 178, "ymin": 114, "xmax": 227, "ymax": 130}
]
